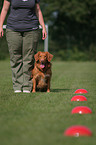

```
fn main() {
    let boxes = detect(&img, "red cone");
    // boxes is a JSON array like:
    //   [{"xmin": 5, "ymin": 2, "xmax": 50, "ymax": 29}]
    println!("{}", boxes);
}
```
[
  {"xmin": 74, "ymin": 89, "xmax": 88, "ymax": 94},
  {"xmin": 64, "ymin": 125, "xmax": 92, "ymax": 137},
  {"xmin": 71, "ymin": 106, "xmax": 92, "ymax": 114},
  {"xmin": 71, "ymin": 95, "xmax": 87, "ymax": 101}
]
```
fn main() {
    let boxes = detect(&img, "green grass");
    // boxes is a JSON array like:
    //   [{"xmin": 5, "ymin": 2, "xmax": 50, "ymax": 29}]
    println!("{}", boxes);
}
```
[{"xmin": 0, "ymin": 60, "xmax": 96, "ymax": 145}]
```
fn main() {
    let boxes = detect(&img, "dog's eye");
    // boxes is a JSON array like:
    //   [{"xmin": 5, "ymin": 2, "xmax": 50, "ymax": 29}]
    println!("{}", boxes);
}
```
[{"xmin": 39, "ymin": 56, "xmax": 41, "ymax": 57}]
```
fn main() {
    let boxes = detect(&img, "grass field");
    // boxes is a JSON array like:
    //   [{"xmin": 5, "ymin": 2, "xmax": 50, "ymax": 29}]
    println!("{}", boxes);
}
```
[{"xmin": 0, "ymin": 60, "xmax": 96, "ymax": 145}]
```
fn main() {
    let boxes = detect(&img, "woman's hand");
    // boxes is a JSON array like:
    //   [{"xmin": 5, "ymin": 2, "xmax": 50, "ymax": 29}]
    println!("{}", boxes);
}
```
[
  {"xmin": 0, "ymin": 27, "xmax": 3, "ymax": 38},
  {"xmin": 42, "ymin": 27, "xmax": 47, "ymax": 40}
]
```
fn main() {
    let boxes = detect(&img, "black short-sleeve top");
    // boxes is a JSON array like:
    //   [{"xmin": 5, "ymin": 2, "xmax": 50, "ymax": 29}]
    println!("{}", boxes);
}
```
[{"xmin": 6, "ymin": 0, "xmax": 40, "ymax": 31}]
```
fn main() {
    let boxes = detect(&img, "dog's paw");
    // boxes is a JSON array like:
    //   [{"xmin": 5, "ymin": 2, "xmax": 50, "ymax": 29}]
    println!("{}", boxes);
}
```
[
  {"xmin": 47, "ymin": 89, "xmax": 50, "ymax": 93},
  {"xmin": 32, "ymin": 90, "xmax": 36, "ymax": 93}
]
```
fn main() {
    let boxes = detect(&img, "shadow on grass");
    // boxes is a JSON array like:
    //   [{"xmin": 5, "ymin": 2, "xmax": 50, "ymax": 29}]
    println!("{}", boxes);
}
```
[{"xmin": 51, "ymin": 88, "xmax": 72, "ymax": 92}]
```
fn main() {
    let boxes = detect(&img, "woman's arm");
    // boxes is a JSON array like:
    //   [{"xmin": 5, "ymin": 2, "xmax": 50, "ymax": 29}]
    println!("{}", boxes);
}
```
[
  {"xmin": 35, "ymin": 3, "xmax": 47, "ymax": 40},
  {"xmin": 0, "ymin": 0, "xmax": 10, "ymax": 38}
]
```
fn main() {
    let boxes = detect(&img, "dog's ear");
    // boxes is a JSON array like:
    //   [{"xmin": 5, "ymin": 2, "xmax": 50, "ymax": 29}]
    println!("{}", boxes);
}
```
[
  {"xmin": 34, "ymin": 51, "xmax": 40, "ymax": 62},
  {"xmin": 46, "ymin": 52, "xmax": 53, "ymax": 62}
]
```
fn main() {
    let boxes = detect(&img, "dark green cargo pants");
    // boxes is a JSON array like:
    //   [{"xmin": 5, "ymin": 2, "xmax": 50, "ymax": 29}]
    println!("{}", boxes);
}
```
[{"xmin": 6, "ymin": 28, "xmax": 39, "ymax": 92}]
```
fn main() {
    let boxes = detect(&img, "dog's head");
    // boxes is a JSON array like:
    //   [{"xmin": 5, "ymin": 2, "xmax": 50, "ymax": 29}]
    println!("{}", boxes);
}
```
[{"xmin": 34, "ymin": 51, "xmax": 53, "ymax": 68}]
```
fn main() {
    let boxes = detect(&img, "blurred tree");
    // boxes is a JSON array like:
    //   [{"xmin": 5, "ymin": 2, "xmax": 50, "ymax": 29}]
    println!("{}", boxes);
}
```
[
  {"xmin": 41, "ymin": 0, "xmax": 96, "ymax": 60},
  {"xmin": 0, "ymin": 0, "xmax": 3, "ymax": 12}
]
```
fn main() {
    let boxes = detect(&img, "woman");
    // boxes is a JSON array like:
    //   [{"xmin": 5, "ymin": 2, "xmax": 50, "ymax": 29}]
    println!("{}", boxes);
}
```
[{"xmin": 0, "ymin": 0, "xmax": 47, "ymax": 93}]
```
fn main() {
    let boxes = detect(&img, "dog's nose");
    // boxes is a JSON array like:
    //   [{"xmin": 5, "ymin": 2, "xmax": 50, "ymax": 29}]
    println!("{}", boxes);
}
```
[{"xmin": 41, "ymin": 59, "xmax": 44, "ymax": 63}]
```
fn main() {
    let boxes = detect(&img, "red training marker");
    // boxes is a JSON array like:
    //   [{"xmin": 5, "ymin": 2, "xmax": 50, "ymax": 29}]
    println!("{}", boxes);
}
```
[
  {"xmin": 71, "ymin": 95, "xmax": 87, "ymax": 101},
  {"xmin": 64, "ymin": 125, "xmax": 92, "ymax": 137},
  {"xmin": 71, "ymin": 106, "xmax": 92, "ymax": 114},
  {"xmin": 74, "ymin": 89, "xmax": 88, "ymax": 94}
]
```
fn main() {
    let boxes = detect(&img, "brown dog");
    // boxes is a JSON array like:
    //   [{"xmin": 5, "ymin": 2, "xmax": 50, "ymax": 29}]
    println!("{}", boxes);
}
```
[{"xmin": 32, "ymin": 51, "xmax": 53, "ymax": 92}]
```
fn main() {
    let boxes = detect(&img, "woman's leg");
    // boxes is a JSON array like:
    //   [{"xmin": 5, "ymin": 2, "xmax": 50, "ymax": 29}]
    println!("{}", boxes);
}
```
[
  {"xmin": 22, "ymin": 30, "xmax": 39, "ymax": 92},
  {"xmin": 6, "ymin": 29, "xmax": 23, "ymax": 91}
]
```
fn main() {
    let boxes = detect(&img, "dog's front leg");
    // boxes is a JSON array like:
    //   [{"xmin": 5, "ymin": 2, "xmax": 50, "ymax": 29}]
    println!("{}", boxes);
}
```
[
  {"xmin": 32, "ymin": 78, "xmax": 36, "ymax": 93},
  {"xmin": 47, "ymin": 78, "xmax": 50, "ymax": 92}
]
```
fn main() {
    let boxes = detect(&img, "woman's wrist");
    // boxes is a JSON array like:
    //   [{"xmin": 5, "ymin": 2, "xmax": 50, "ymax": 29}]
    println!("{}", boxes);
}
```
[
  {"xmin": 0, "ymin": 22, "xmax": 3, "ymax": 28},
  {"xmin": 42, "ymin": 26, "xmax": 46, "ymax": 32}
]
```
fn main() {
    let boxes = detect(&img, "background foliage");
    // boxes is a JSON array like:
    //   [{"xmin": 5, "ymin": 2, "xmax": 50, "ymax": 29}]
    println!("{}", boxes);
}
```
[{"xmin": 0, "ymin": 0, "xmax": 96, "ymax": 60}]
